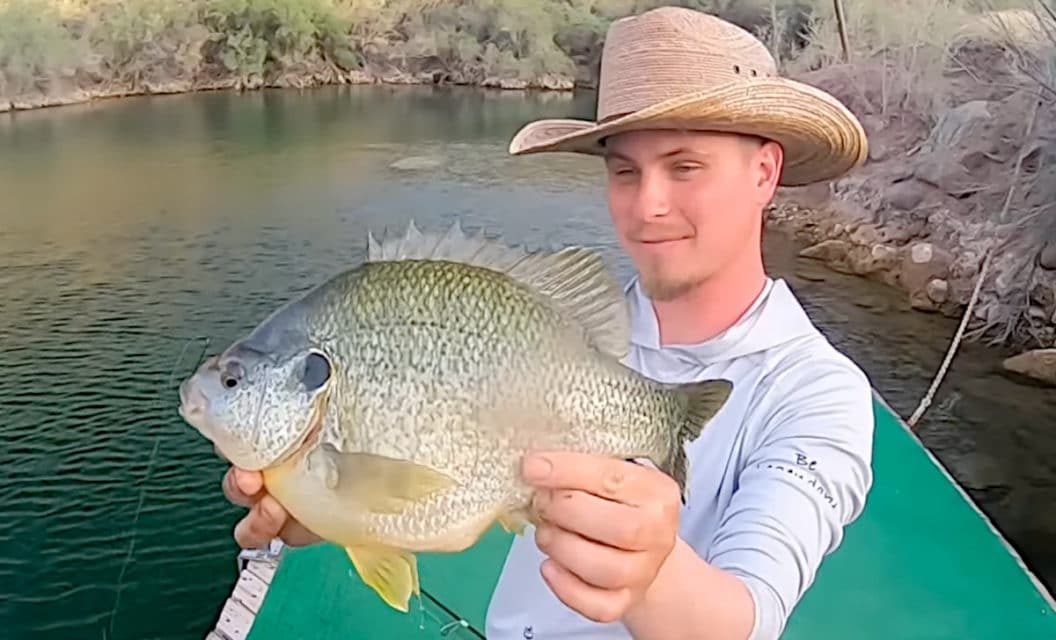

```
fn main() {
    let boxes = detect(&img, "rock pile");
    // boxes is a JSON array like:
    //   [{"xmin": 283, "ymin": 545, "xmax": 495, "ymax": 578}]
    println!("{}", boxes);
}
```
[{"xmin": 768, "ymin": 35, "xmax": 1056, "ymax": 386}]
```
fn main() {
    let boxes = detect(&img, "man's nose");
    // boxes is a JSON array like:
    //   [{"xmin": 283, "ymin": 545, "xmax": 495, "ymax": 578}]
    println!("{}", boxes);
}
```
[{"xmin": 634, "ymin": 171, "xmax": 671, "ymax": 219}]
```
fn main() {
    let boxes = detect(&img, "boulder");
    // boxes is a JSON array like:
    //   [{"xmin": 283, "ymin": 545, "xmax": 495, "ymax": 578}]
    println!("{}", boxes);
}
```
[
  {"xmin": 851, "ymin": 243, "xmax": 901, "ymax": 276},
  {"xmin": 799, "ymin": 239, "xmax": 852, "ymax": 263},
  {"xmin": 900, "ymin": 242, "xmax": 955, "ymax": 293},
  {"xmin": 914, "ymin": 160, "xmax": 979, "ymax": 198},
  {"xmin": 921, "ymin": 100, "xmax": 993, "ymax": 152},
  {"xmin": 1001, "ymin": 349, "xmax": 1056, "ymax": 386},
  {"xmin": 849, "ymin": 223, "xmax": 882, "ymax": 246},
  {"xmin": 908, "ymin": 278, "xmax": 949, "ymax": 312},
  {"xmin": 884, "ymin": 179, "xmax": 932, "ymax": 211},
  {"xmin": 1040, "ymin": 239, "xmax": 1056, "ymax": 270},
  {"xmin": 926, "ymin": 278, "xmax": 950, "ymax": 304},
  {"xmin": 536, "ymin": 74, "xmax": 574, "ymax": 90},
  {"xmin": 877, "ymin": 217, "xmax": 927, "ymax": 244},
  {"xmin": 910, "ymin": 289, "xmax": 940, "ymax": 312},
  {"xmin": 913, "ymin": 100, "xmax": 995, "ymax": 197}
]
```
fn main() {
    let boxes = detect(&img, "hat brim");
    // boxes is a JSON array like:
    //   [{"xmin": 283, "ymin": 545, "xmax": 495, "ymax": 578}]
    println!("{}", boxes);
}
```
[{"xmin": 507, "ymin": 77, "xmax": 868, "ymax": 187}]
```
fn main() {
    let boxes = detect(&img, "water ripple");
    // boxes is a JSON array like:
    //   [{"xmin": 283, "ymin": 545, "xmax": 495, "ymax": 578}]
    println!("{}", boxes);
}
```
[{"xmin": 2, "ymin": 84, "xmax": 1054, "ymax": 640}]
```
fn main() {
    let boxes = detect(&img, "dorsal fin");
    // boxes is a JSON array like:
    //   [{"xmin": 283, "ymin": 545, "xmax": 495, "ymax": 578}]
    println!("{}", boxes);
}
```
[{"xmin": 366, "ymin": 219, "xmax": 630, "ymax": 359}]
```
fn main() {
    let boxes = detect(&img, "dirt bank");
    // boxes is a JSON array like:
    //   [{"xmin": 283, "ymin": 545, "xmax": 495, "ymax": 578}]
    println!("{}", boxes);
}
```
[{"xmin": 0, "ymin": 65, "xmax": 576, "ymax": 113}]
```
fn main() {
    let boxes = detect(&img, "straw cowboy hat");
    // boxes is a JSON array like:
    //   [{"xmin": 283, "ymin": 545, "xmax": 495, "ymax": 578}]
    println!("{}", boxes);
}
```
[{"xmin": 507, "ymin": 6, "xmax": 868, "ymax": 186}]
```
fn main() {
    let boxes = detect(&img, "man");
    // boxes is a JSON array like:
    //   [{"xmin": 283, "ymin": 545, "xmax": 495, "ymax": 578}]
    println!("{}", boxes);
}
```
[{"xmin": 223, "ymin": 7, "xmax": 876, "ymax": 640}]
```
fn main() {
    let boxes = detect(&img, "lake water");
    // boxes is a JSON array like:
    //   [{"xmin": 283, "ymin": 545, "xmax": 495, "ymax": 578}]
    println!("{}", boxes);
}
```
[{"xmin": 1, "ymin": 85, "xmax": 1053, "ymax": 640}]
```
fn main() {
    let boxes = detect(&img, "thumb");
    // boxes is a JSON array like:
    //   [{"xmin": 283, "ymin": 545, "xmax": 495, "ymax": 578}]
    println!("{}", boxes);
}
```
[{"xmin": 233, "ymin": 467, "xmax": 264, "ymax": 496}]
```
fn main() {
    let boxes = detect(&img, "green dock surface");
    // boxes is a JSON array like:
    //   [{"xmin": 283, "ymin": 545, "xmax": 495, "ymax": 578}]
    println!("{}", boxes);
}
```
[{"xmin": 240, "ymin": 396, "xmax": 1056, "ymax": 639}]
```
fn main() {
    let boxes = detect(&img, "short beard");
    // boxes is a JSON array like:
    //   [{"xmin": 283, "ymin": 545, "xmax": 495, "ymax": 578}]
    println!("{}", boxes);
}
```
[{"xmin": 639, "ymin": 270, "xmax": 702, "ymax": 302}]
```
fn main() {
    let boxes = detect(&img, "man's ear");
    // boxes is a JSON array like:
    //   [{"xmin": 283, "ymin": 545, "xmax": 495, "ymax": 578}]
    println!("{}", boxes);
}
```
[{"xmin": 755, "ymin": 139, "xmax": 783, "ymax": 204}]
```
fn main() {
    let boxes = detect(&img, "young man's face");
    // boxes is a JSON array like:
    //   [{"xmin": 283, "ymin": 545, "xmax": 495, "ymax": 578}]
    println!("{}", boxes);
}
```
[{"xmin": 602, "ymin": 129, "xmax": 782, "ymax": 300}]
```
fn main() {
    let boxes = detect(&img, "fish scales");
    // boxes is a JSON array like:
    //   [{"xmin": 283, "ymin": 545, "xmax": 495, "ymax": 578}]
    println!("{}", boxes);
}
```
[
  {"xmin": 178, "ymin": 220, "xmax": 733, "ymax": 613},
  {"xmin": 314, "ymin": 259, "xmax": 628, "ymax": 543}
]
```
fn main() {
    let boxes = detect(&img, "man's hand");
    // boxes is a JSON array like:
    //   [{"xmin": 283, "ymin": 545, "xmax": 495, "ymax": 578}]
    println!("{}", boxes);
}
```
[
  {"xmin": 221, "ymin": 466, "xmax": 322, "ymax": 548},
  {"xmin": 521, "ymin": 451, "xmax": 682, "ymax": 624}
]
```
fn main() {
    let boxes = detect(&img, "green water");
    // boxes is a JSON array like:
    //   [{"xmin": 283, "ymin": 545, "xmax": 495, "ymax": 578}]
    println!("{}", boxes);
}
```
[{"xmin": 1, "ymin": 85, "xmax": 1053, "ymax": 640}]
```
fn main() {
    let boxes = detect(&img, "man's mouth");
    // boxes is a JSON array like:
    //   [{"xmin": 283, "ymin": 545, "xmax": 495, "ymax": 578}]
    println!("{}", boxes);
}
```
[{"xmin": 638, "ymin": 236, "xmax": 689, "ymax": 245}]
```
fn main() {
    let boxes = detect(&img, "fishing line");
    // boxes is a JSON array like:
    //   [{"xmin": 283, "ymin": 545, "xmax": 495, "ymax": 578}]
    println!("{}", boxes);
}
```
[
  {"xmin": 106, "ymin": 334, "xmax": 212, "ymax": 639},
  {"xmin": 336, "ymin": 560, "xmax": 483, "ymax": 637},
  {"xmin": 97, "ymin": 331, "xmax": 485, "ymax": 639},
  {"xmin": 421, "ymin": 587, "xmax": 485, "ymax": 638}
]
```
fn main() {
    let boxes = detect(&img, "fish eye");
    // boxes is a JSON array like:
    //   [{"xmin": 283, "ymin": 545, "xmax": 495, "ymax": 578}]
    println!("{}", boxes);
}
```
[
  {"xmin": 220, "ymin": 360, "xmax": 246, "ymax": 390},
  {"xmin": 302, "ymin": 351, "xmax": 332, "ymax": 391}
]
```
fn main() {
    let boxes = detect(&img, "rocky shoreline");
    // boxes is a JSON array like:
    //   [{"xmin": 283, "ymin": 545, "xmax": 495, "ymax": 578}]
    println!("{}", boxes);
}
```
[
  {"xmin": 768, "ymin": 198, "xmax": 1056, "ymax": 387},
  {"xmin": 5, "ymin": 9, "xmax": 1054, "ymax": 385},
  {"xmin": 0, "ymin": 65, "xmax": 577, "ymax": 114},
  {"xmin": 767, "ymin": 46, "xmax": 1056, "ymax": 385}
]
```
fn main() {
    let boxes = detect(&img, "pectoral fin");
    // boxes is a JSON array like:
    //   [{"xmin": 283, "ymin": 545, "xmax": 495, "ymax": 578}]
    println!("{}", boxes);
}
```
[
  {"xmin": 497, "ymin": 506, "xmax": 535, "ymax": 536},
  {"xmin": 345, "ymin": 545, "xmax": 419, "ymax": 612},
  {"xmin": 319, "ymin": 443, "xmax": 456, "ymax": 514}
]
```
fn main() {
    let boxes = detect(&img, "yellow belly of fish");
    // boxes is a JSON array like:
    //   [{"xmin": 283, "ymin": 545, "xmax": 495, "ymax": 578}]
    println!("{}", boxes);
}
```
[{"xmin": 260, "ymin": 448, "xmax": 533, "ymax": 613}]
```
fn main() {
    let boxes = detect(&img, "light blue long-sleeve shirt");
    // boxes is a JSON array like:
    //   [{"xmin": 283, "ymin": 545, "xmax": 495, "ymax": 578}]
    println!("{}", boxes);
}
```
[{"xmin": 485, "ymin": 277, "xmax": 876, "ymax": 640}]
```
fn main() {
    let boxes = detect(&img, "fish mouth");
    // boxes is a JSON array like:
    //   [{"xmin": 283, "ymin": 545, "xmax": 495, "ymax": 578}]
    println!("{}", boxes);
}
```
[
  {"xmin": 178, "ymin": 375, "xmax": 250, "ymax": 465},
  {"xmin": 178, "ymin": 355, "xmax": 221, "ymax": 424},
  {"xmin": 178, "ymin": 377, "xmax": 208, "ymax": 423}
]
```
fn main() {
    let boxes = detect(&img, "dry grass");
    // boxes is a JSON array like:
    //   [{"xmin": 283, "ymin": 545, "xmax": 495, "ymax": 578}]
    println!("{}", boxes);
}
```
[
  {"xmin": 775, "ymin": 0, "xmax": 1056, "ymax": 348},
  {"xmin": 962, "ymin": 1, "xmax": 1056, "ymax": 347},
  {"xmin": 774, "ymin": 0, "xmax": 1032, "ymax": 123}
]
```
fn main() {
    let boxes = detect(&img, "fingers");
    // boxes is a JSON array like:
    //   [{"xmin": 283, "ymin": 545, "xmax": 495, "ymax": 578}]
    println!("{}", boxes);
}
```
[
  {"xmin": 522, "ymin": 452, "xmax": 676, "ymax": 506},
  {"xmin": 234, "ymin": 468, "xmax": 264, "ymax": 496},
  {"xmin": 234, "ymin": 493, "xmax": 289, "ymax": 549},
  {"xmin": 539, "ymin": 556, "xmax": 634, "ymax": 624},
  {"xmin": 534, "ymin": 488, "xmax": 651, "ymax": 551},
  {"xmin": 535, "ymin": 521, "xmax": 651, "ymax": 591},
  {"xmin": 232, "ymin": 497, "xmax": 323, "ymax": 549},
  {"xmin": 222, "ymin": 467, "xmax": 263, "ymax": 508},
  {"xmin": 277, "ymin": 519, "xmax": 325, "ymax": 548},
  {"xmin": 223, "ymin": 466, "xmax": 323, "ymax": 549}
]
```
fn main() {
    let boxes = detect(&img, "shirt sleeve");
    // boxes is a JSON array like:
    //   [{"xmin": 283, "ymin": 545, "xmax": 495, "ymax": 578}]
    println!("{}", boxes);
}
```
[{"xmin": 704, "ymin": 355, "xmax": 876, "ymax": 640}]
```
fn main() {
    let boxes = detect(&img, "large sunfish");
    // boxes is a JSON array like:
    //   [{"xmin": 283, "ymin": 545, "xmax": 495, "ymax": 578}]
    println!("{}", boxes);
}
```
[{"xmin": 178, "ymin": 220, "xmax": 732, "ymax": 612}]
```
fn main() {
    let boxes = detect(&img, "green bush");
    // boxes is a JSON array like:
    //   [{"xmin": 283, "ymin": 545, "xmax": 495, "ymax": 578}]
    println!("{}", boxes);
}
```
[
  {"xmin": 3, "ymin": 0, "xmax": 1048, "ymax": 102},
  {"xmin": 0, "ymin": 0, "xmax": 600, "ymax": 95},
  {"xmin": 0, "ymin": 0, "xmax": 86, "ymax": 96}
]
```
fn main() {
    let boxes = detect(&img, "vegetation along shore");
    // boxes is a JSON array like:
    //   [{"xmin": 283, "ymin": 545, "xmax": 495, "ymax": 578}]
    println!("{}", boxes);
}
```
[{"xmin": 4, "ymin": 0, "xmax": 1056, "ymax": 384}]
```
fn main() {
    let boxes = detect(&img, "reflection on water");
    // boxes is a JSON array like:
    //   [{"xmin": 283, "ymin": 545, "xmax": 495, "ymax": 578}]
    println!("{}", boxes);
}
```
[{"xmin": 1, "ymin": 85, "xmax": 1052, "ymax": 639}]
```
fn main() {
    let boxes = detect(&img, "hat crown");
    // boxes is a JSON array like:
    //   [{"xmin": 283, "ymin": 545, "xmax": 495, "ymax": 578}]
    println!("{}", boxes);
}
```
[{"xmin": 597, "ymin": 7, "xmax": 778, "ymax": 122}]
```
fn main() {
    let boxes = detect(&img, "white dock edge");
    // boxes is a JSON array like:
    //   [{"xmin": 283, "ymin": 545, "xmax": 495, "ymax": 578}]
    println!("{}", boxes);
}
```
[{"xmin": 207, "ymin": 540, "xmax": 285, "ymax": 640}]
